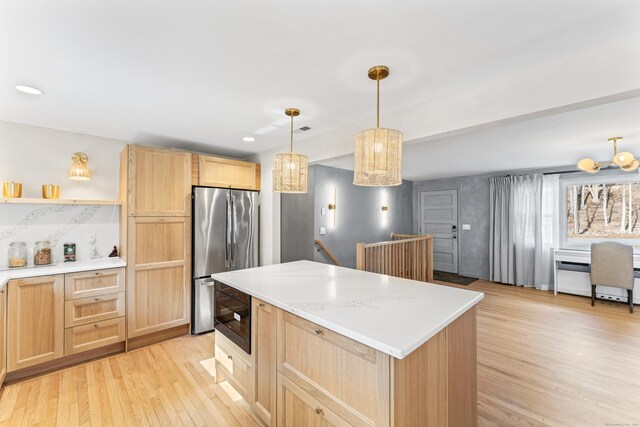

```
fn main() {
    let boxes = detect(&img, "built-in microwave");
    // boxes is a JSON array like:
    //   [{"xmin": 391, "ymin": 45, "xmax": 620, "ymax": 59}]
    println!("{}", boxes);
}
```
[{"xmin": 213, "ymin": 281, "xmax": 251, "ymax": 354}]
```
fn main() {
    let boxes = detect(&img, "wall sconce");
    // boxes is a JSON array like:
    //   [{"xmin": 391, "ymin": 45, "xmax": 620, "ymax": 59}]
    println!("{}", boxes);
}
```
[
  {"xmin": 381, "ymin": 205, "xmax": 389, "ymax": 212},
  {"xmin": 69, "ymin": 152, "xmax": 91, "ymax": 181},
  {"xmin": 328, "ymin": 188, "xmax": 337, "ymax": 227},
  {"xmin": 380, "ymin": 190, "xmax": 389, "ymax": 228}
]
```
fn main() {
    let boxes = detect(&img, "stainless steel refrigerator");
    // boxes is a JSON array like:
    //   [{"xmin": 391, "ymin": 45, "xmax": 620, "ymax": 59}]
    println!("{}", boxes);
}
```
[{"xmin": 192, "ymin": 186, "xmax": 258, "ymax": 334}]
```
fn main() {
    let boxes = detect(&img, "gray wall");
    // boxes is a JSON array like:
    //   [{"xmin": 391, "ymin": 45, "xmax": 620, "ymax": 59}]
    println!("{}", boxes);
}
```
[
  {"xmin": 413, "ymin": 166, "xmax": 632, "ymax": 280},
  {"xmin": 280, "ymin": 167, "xmax": 316, "ymax": 263},
  {"xmin": 281, "ymin": 165, "xmax": 414, "ymax": 269}
]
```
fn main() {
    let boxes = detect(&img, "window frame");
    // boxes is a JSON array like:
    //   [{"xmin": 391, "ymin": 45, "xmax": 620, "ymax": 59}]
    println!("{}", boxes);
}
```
[{"xmin": 560, "ymin": 173, "xmax": 640, "ymax": 249}]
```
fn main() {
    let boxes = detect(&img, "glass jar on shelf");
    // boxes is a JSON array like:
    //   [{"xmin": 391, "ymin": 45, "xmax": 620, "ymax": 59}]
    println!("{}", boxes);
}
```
[
  {"xmin": 34, "ymin": 240, "xmax": 53, "ymax": 266},
  {"xmin": 8, "ymin": 242, "xmax": 28, "ymax": 268}
]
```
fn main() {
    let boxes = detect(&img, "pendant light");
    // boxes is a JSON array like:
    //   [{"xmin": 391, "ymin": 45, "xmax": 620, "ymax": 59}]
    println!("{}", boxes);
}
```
[
  {"xmin": 273, "ymin": 108, "xmax": 308, "ymax": 193},
  {"xmin": 68, "ymin": 152, "xmax": 91, "ymax": 181},
  {"xmin": 577, "ymin": 136, "xmax": 639, "ymax": 174},
  {"xmin": 354, "ymin": 65, "xmax": 403, "ymax": 186}
]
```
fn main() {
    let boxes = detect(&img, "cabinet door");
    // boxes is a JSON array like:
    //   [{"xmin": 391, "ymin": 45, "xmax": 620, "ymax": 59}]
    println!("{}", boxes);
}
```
[
  {"xmin": 127, "ymin": 217, "xmax": 190, "ymax": 338},
  {"xmin": 278, "ymin": 373, "xmax": 351, "ymax": 427},
  {"xmin": 64, "ymin": 317, "xmax": 125, "ymax": 356},
  {"xmin": 0, "ymin": 285, "xmax": 6, "ymax": 384},
  {"xmin": 65, "ymin": 292, "xmax": 126, "ymax": 327},
  {"xmin": 127, "ymin": 145, "xmax": 191, "ymax": 216},
  {"xmin": 277, "ymin": 310, "xmax": 390, "ymax": 427},
  {"xmin": 252, "ymin": 298, "xmax": 276, "ymax": 425},
  {"xmin": 199, "ymin": 155, "xmax": 260, "ymax": 191},
  {"xmin": 8, "ymin": 275, "xmax": 64, "ymax": 372}
]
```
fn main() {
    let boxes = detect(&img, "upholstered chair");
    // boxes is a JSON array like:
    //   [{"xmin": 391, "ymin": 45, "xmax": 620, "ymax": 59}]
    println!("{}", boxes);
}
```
[{"xmin": 590, "ymin": 242, "xmax": 635, "ymax": 313}]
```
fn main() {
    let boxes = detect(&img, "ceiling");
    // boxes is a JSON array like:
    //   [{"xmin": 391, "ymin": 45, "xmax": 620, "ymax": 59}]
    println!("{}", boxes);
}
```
[
  {"xmin": 321, "ymin": 96, "xmax": 640, "ymax": 181},
  {"xmin": 1, "ymin": 1, "xmax": 639, "ymax": 158}
]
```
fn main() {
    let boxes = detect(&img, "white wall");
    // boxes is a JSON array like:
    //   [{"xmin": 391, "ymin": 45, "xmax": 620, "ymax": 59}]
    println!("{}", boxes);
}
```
[
  {"xmin": 0, "ymin": 120, "xmax": 125, "ymax": 199},
  {"xmin": 0, "ymin": 120, "xmax": 126, "ymax": 268}
]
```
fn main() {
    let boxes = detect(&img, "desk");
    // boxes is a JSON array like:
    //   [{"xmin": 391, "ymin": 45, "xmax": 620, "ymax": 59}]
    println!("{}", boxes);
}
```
[{"xmin": 553, "ymin": 249, "xmax": 640, "ymax": 303}]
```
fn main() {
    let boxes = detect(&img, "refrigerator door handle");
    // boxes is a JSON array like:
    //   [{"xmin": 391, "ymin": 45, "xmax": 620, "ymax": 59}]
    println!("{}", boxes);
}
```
[
  {"xmin": 231, "ymin": 194, "xmax": 237, "ymax": 267},
  {"xmin": 225, "ymin": 194, "xmax": 231, "ymax": 268}
]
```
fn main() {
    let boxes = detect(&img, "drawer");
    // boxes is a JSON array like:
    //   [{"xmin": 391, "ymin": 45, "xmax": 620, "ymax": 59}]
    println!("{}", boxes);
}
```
[
  {"xmin": 215, "ymin": 334, "xmax": 252, "ymax": 398},
  {"xmin": 64, "ymin": 268, "xmax": 125, "ymax": 300},
  {"xmin": 64, "ymin": 317, "xmax": 125, "ymax": 356},
  {"xmin": 277, "ymin": 372, "xmax": 351, "ymax": 427},
  {"xmin": 277, "ymin": 310, "xmax": 390, "ymax": 427},
  {"xmin": 65, "ymin": 292, "xmax": 125, "ymax": 328}
]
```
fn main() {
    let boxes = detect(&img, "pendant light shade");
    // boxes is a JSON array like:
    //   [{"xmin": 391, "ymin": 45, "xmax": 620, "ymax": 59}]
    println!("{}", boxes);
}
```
[
  {"xmin": 273, "ymin": 108, "xmax": 308, "ymax": 193},
  {"xmin": 354, "ymin": 65, "xmax": 403, "ymax": 187},
  {"xmin": 69, "ymin": 152, "xmax": 91, "ymax": 181},
  {"xmin": 576, "ymin": 136, "xmax": 638, "ymax": 174}
]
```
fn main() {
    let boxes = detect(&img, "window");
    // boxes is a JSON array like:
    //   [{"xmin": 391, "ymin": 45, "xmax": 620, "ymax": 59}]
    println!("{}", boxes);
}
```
[{"xmin": 562, "ymin": 176, "xmax": 640, "ymax": 248}]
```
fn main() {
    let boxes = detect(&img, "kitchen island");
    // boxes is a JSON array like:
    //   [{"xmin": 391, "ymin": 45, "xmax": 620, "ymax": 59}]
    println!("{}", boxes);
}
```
[{"xmin": 212, "ymin": 260, "xmax": 484, "ymax": 427}]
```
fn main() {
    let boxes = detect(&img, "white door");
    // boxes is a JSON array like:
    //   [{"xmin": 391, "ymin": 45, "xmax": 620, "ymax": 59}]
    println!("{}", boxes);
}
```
[{"xmin": 420, "ymin": 190, "xmax": 458, "ymax": 274}]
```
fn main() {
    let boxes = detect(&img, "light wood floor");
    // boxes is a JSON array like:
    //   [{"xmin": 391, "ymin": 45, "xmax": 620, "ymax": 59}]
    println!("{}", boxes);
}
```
[{"xmin": 0, "ymin": 280, "xmax": 638, "ymax": 426}]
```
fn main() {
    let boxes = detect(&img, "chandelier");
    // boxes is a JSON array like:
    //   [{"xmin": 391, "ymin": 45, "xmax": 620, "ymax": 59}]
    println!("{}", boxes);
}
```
[
  {"xmin": 353, "ymin": 65, "xmax": 403, "ymax": 186},
  {"xmin": 577, "ymin": 137, "xmax": 638, "ymax": 174}
]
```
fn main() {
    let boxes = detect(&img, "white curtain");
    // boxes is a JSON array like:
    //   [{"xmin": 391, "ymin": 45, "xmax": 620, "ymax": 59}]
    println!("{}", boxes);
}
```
[
  {"xmin": 489, "ymin": 174, "xmax": 544, "ymax": 287},
  {"xmin": 540, "ymin": 174, "xmax": 560, "ymax": 290}
]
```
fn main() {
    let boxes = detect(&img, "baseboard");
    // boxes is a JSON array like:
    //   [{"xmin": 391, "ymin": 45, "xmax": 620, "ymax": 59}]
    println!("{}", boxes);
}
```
[
  {"xmin": 5, "ymin": 342, "xmax": 125, "ymax": 384},
  {"xmin": 126, "ymin": 323, "xmax": 190, "ymax": 351}
]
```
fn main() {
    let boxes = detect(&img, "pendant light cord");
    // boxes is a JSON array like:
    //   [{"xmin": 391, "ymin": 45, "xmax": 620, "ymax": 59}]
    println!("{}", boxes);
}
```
[
  {"xmin": 376, "ymin": 78, "xmax": 380, "ymax": 128},
  {"xmin": 290, "ymin": 113, "xmax": 294, "ymax": 153}
]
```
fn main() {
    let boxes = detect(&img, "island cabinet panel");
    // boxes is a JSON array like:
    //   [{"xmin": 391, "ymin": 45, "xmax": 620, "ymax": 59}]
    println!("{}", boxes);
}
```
[
  {"xmin": 252, "ymin": 298, "xmax": 277, "ymax": 426},
  {"xmin": 198, "ymin": 155, "xmax": 261, "ymax": 191},
  {"xmin": 64, "ymin": 267, "xmax": 125, "ymax": 300},
  {"xmin": 392, "ymin": 306, "xmax": 478, "ymax": 427},
  {"xmin": 276, "ymin": 310, "xmax": 390, "ymax": 427},
  {"xmin": 126, "ymin": 145, "xmax": 191, "ymax": 217},
  {"xmin": 277, "ymin": 372, "xmax": 352, "ymax": 427},
  {"xmin": 215, "ymin": 332, "xmax": 253, "ymax": 399},
  {"xmin": 0, "ymin": 285, "xmax": 6, "ymax": 384},
  {"xmin": 127, "ymin": 216, "xmax": 190, "ymax": 338},
  {"xmin": 7, "ymin": 275, "xmax": 64, "ymax": 372}
]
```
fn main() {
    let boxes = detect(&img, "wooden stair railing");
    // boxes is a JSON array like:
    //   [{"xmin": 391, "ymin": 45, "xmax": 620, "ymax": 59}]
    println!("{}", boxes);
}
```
[
  {"xmin": 356, "ymin": 235, "xmax": 433, "ymax": 282},
  {"xmin": 314, "ymin": 240, "xmax": 341, "ymax": 266}
]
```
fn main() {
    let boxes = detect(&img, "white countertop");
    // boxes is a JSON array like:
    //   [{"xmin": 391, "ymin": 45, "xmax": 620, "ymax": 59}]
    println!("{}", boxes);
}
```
[
  {"xmin": 212, "ymin": 260, "xmax": 483, "ymax": 359},
  {"xmin": 0, "ymin": 257, "xmax": 126, "ymax": 288}
]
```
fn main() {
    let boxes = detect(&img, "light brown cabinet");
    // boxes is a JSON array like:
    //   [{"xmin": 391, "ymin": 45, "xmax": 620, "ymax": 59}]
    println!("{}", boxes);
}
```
[
  {"xmin": 7, "ymin": 275, "xmax": 64, "ymax": 372},
  {"xmin": 126, "ymin": 216, "xmax": 190, "ymax": 338},
  {"xmin": 198, "ymin": 155, "xmax": 260, "ymax": 190},
  {"xmin": 64, "ymin": 267, "xmax": 125, "ymax": 300},
  {"xmin": 64, "ymin": 292, "xmax": 126, "ymax": 328},
  {"xmin": 64, "ymin": 317, "xmax": 125, "ymax": 356},
  {"xmin": 0, "ymin": 284, "xmax": 6, "ymax": 384},
  {"xmin": 123, "ymin": 145, "xmax": 191, "ymax": 217},
  {"xmin": 278, "ymin": 373, "xmax": 351, "ymax": 427},
  {"xmin": 252, "ymin": 298, "xmax": 276, "ymax": 426}
]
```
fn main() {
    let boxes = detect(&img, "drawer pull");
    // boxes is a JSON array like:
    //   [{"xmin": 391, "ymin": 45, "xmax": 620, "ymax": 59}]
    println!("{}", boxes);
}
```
[
  {"xmin": 94, "ymin": 324, "xmax": 99, "ymax": 328},
  {"xmin": 94, "ymin": 272, "xmax": 100, "ymax": 276},
  {"xmin": 315, "ymin": 407, "xmax": 324, "ymax": 415},
  {"xmin": 94, "ymin": 297, "xmax": 101, "ymax": 301},
  {"xmin": 227, "ymin": 355, "xmax": 233, "ymax": 360},
  {"xmin": 315, "ymin": 328, "xmax": 324, "ymax": 335},
  {"xmin": 258, "ymin": 302, "xmax": 265, "ymax": 307}
]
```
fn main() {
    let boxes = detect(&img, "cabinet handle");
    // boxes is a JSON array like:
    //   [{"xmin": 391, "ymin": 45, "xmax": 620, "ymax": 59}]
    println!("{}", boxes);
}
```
[
  {"xmin": 94, "ymin": 272, "xmax": 100, "ymax": 275},
  {"xmin": 0, "ymin": 290, "xmax": 4, "ymax": 294},
  {"xmin": 315, "ymin": 407, "xmax": 324, "ymax": 415},
  {"xmin": 315, "ymin": 328, "xmax": 324, "ymax": 336},
  {"xmin": 94, "ymin": 324, "xmax": 99, "ymax": 328},
  {"xmin": 227, "ymin": 355, "xmax": 233, "ymax": 360},
  {"xmin": 258, "ymin": 302, "xmax": 264, "ymax": 308},
  {"xmin": 94, "ymin": 297, "xmax": 101, "ymax": 301}
]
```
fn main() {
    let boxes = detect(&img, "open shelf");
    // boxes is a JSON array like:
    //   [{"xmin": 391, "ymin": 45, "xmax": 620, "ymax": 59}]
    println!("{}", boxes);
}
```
[{"xmin": 0, "ymin": 198, "xmax": 121, "ymax": 206}]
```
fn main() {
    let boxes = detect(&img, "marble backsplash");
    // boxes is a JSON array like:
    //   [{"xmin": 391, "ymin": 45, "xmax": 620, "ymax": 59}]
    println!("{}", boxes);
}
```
[{"xmin": 0, "ymin": 204, "xmax": 120, "ymax": 269}]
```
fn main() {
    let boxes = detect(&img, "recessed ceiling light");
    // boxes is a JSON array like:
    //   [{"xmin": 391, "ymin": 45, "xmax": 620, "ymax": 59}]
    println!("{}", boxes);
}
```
[
  {"xmin": 15, "ymin": 84, "xmax": 44, "ymax": 95},
  {"xmin": 242, "ymin": 136, "xmax": 256, "ymax": 142}
]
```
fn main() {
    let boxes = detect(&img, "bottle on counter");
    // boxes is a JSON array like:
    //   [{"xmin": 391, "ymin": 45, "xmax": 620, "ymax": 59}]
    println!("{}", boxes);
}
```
[
  {"xmin": 8, "ymin": 242, "xmax": 28, "ymax": 268},
  {"xmin": 34, "ymin": 240, "xmax": 53, "ymax": 266}
]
